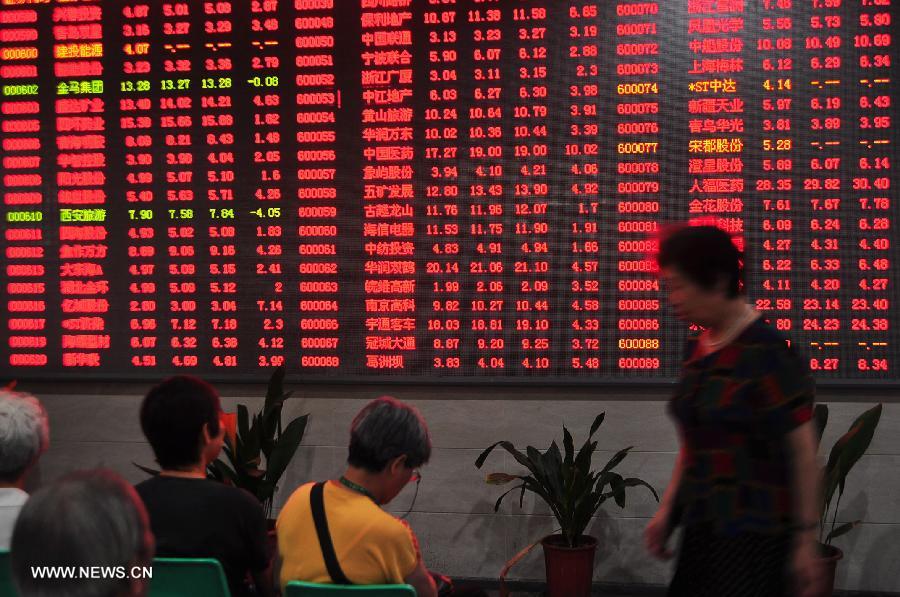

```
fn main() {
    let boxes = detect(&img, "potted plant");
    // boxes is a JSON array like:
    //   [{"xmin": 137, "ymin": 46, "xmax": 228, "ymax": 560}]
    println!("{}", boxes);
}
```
[
  {"xmin": 475, "ymin": 413, "xmax": 658, "ymax": 597},
  {"xmin": 210, "ymin": 366, "xmax": 309, "ymax": 518},
  {"xmin": 137, "ymin": 366, "xmax": 309, "ymax": 522},
  {"xmin": 813, "ymin": 402, "xmax": 882, "ymax": 597}
]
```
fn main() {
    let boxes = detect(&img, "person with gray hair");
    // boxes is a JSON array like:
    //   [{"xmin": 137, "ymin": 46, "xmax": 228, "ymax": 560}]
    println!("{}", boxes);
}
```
[
  {"xmin": 0, "ymin": 388, "xmax": 49, "ymax": 549},
  {"xmin": 347, "ymin": 396, "xmax": 432, "ymax": 477},
  {"xmin": 277, "ymin": 396, "xmax": 438, "ymax": 596},
  {"xmin": 10, "ymin": 468, "xmax": 154, "ymax": 597}
]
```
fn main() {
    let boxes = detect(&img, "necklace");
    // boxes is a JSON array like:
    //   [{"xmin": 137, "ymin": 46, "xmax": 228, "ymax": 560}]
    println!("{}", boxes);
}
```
[
  {"xmin": 338, "ymin": 476, "xmax": 378, "ymax": 504},
  {"xmin": 703, "ymin": 305, "xmax": 759, "ymax": 351}
]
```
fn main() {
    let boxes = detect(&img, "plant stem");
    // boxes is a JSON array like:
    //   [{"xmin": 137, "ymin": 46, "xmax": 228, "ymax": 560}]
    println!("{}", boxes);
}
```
[
  {"xmin": 819, "ymin": 505, "xmax": 826, "ymax": 544},
  {"xmin": 828, "ymin": 490, "xmax": 843, "ymax": 546}
]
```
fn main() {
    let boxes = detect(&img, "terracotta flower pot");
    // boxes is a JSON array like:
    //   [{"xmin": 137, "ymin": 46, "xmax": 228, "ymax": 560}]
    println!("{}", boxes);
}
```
[
  {"xmin": 816, "ymin": 544, "xmax": 843, "ymax": 597},
  {"xmin": 541, "ymin": 534, "xmax": 597, "ymax": 597}
]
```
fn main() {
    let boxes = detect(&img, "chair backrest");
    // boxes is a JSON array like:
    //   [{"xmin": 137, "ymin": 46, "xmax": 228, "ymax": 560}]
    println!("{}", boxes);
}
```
[
  {"xmin": 149, "ymin": 557, "xmax": 230, "ymax": 597},
  {"xmin": 0, "ymin": 550, "xmax": 16, "ymax": 597},
  {"xmin": 285, "ymin": 581, "xmax": 416, "ymax": 596}
]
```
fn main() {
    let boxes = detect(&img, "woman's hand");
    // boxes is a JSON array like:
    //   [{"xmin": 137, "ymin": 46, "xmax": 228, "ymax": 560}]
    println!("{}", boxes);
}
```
[
  {"xmin": 644, "ymin": 506, "xmax": 675, "ymax": 560},
  {"xmin": 791, "ymin": 536, "xmax": 825, "ymax": 597}
]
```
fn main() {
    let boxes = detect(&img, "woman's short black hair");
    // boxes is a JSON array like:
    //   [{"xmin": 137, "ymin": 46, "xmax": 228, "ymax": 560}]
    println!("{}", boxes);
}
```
[
  {"xmin": 658, "ymin": 225, "xmax": 743, "ymax": 298},
  {"xmin": 140, "ymin": 376, "xmax": 221, "ymax": 470},
  {"xmin": 348, "ymin": 396, "xmax": 431, "ymax": 473}
]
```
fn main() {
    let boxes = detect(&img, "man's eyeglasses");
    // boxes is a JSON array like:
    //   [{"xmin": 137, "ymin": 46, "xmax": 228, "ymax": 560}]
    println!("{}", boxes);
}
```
[{"xmin": 399, "ymin": 469, "xmax": 421, "ymax": 520}]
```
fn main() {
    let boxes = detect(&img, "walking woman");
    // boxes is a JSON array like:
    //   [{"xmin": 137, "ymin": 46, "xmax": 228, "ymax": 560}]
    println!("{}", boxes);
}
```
[{"xmin": 645, "ymin": 225, "xmax": 824, "ymax": 597}]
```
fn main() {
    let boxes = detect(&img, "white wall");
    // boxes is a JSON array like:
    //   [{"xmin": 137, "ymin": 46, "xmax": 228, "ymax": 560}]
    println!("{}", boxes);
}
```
[{"xmin": 24, "ymin": 383, "xmax": 900, "ymax": 593}]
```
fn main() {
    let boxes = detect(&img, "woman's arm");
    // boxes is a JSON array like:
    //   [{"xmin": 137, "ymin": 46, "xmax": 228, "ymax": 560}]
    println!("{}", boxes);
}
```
[
  {"xmin": 659, "ymin": 444, "xmax": 686, "ymax": 514},
  {"xmin": 789, "ymin": 420, "xmax": 822, "ymax": 537},
  {"xmin": 644, "ymin": 440, "xmax": 685, "ymax": 560},
  {"xmin": 788, "ymin": 420, "xmax": 825, "ymax": 597}
]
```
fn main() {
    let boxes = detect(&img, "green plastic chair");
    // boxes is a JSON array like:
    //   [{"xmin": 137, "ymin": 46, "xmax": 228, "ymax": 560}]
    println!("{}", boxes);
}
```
[
  {"xmin": 149, "ymin": 558, "xmax": 230, "ymax": 597},
  {"xmin": 285, "ymin": 581, "xmax": 415, "ymax": 596},
  {"xmin": 0, "ymin": 550, "xmax": 16, "ymax": 597}
]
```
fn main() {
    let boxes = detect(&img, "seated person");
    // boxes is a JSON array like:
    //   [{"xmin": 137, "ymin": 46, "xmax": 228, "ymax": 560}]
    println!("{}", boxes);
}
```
[
  {"xmin": 11, "ymin": 468, "xmax": 154, "ymax": 597},
  {"xmin": 0, "ymin": 388, "xmax": 49, "ymax": 550},
  {"xmin": 135, "ymin": 376, "xmax": 272, "ymax": 597},
  {"xmin": 277, "ymin": 396, "xmax": 437, "ymax": 597}
]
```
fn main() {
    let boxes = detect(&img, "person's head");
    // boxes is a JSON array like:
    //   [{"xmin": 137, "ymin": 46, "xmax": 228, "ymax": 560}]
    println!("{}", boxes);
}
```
[
  {"xmin": 0, "ymin": 389, "xmax": 49, "ymax": 488},
  {"xmin": 11, "ymin": 468, "xmax": 154, "ymax": 597},
  {"xmin": 140, "ymin": 376, "xmax": 223, "ymax": 471},
  {"xmin": 657, "ymin": 225, "xmax": 743, "ymax": 326},
  {"xmin": 347, "ymin": 397, "xmax": 431, "ymax": 504}
]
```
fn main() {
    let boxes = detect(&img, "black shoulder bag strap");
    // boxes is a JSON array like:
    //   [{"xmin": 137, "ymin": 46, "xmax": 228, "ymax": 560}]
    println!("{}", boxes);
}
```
[{"xmin": 310, "ymin": 482, "xmax": 352, "ymax": 585}]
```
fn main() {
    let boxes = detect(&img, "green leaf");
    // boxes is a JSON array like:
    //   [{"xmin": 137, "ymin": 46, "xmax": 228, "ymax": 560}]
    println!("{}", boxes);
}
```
[
  {"xmin": 206, "ymin": 463, "xmax": 224, "ymax": 483},
  {"xmin": 520, "ymin": 476, "xmax": 561, "ymax": 522},
  {"xmin": 563, "ymin": 427, "xmax": 575, "ymax": 467},
  {"xmin": 264, "ymin": 414, "xmax": 308, "ymax": 489},
  {"xmin": 546, "ymin": 441, "xmax": 563, "ymax": 469},
  {"xmin": 609, "ymin": 473, "xmax": 626, "ymax": 508},
  {"xmin": 601, "ymin": 446, "xmax": 634, "ymax": 474},
  {"xmin": 826, "ymin": 521, "xmax": 860, "ymax": 543},
  {"xmin": 561, "ymin": 428, "xmax": 577, "ymax": 495},
  {"xmin": 133, "ymin": 463, "xmax": 159, "ymax": 477},
  {"xmin": 224, "ymin": 438, "xmax": 241, "ymax": 467},
  {"xmin": 502, "ymin": 442, "xmax": 542, "ymax": 477},
  {"xmin": 485, "ymin": 472, "xmax": 518, "ymax": 485},
  {"xmin": 492, "ymin": 484, "xmax": 525, "ymax": 512},
  {"xmin": 543, "ymin": 442, "xmax": 565, "ymax": 503},
  {"xmin": 260, "ymin": 412, "xmax": 280, "ymax": 459},
  {"xmin": 238, "ymin": 404, "xmax": 260, "ymax": 460},
  {"xmin": 593, "ymin": 470, "xmax": 615, "ymax": 493},
  {"xmin": 252, "ymin": 411, "xmax": 264, "ymax": 438},
  {"xmin": 262, "ymin": 366, "xmax": 291, "ymax": 443},
  {"xmin": 822, "ymin": 464, "xmax": 841, "ymax": 510},
  {"xmin": 589, "ymin": 413, "xmax": 606, "ymax": 439},
  {"xmin": 237, "ymin": 403, "xmax": 251, "ymax": 440},
  {"xmin": 526, "ymin": 446, "xmax": 550, "ymax": 491},
  {"xmin": 475, "ymin": 441, "xmax": 504, "ymax": 469},
  {"xmin": 261, "ymin": 397, "xmax": 289, "ymax": 453},
  {"xmin": 476, "ymin": 441, "xmax": 537, "ymax": 476},
  {"xmin": 264, "ymin": 365, "xmax": 287, "ymax": 411},
  {"xmin": 570, "ymin": 487, "xmax": 599, "ymax": 541},
  {"xmin": 209, "ymin": 458, "xmax": 238, "ymax": 485},
  {"xmin": 823, "ymin": 404, "xmax": 882, "ymax": 507},
  {"xmin": 623, "ymin": 477, "xmax": 660, "ymax": 502},
  {"xmin": 574, "ymin": 439, "xmax": 597, "ymax": 475},
  {"xmin": 813, "ymin": 403, "xmax": 829, "ymax": 446}
]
